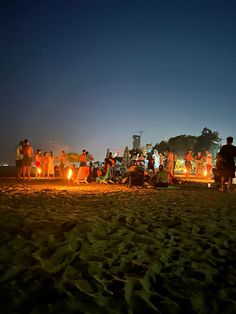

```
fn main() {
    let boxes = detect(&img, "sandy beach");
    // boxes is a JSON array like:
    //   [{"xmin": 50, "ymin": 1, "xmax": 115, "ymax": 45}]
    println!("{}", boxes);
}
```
[{"xmin": 0, "ymin": 178, "xmax": 236, "ymax": 313}]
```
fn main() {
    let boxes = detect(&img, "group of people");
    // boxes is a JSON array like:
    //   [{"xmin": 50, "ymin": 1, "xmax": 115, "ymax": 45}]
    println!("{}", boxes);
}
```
[
  {"xmin": 98, "ymin": 139, "xmax": 236, "ymax": 191},
  {"xmin": 183, "ymin": 137, "xmax": 236, "ymax": 192},
  {"xmin": 15, "ymin": 137, "xmax": 236, "ymax": 191},
  {"xmin": 184, "ymin": 149, "xmax": 213, "ymax": 178},
  {"xmin": 15, "ymin": 139, "xmax": 34, "ymax": 180},
  {"xmin": 143, "ymin": 147, "xmax": 210, "ymax": 180},
  {"xmin": 15, "ymin": 140, "xmax": 94, "ymax": 180},
  {"xmin": 93, "ymin": 151, "xmax": 172, "ymax": 187},
  {"xmin": 144, "ymin": 150, "xmax": 176, "ymax": 186},
  {"xmin": 15, "ymin": 139, "xmax": 57, "ymax": 180},
  {"xmin": 35, "ymin": 149, "xmax": 55, "ymax": 178}
]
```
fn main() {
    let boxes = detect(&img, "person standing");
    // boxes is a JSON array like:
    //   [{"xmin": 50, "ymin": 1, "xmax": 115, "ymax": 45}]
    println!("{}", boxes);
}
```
[
  {"xmin": 22, "ymin": 139, "xmax": 34, "ymax": 180},
  {"xmin": 59, "ymin": 150, "xmax": 66, "ymax": 178},
  {"xmin": 195, "ymin": 152, "xmax": 204, "ymax": 177},
  {"xmin": 108, "ymin": 151, "xmax": 116, "ymax": 179},
  {"xmin": 48, "ymin": 151, "xmax": 55, "ymax": 177},
  {"xmin": 86, "ymin": 151, "xmax": 94, "ymax": 182},
  {"xmin": 80, "ymin": 149, "xmax": 87, "ymax": 166},
  {"xmin": 205, "ymin": 149, "xmax": 213, "ymax": 178},
  {"xmin": 219, "ymin": 137, "xmax": 236, "ymax": 192},
  {"xmin": 15, "ymin": 141, "xmax": 24, "ymax": 179},
  {"xmin": 184, "ymin": 149, "xmax": 193, "ymax": 178},
  {"xmin": 166, "ymin": 148, "xmax": 174, "ymax": 177},
  {"xmin": 42, "ymin": 152, "xmax": 49, "ymax": 177},
  {"xmin": 173, "ymin": 150, "xmax": 178, "ymax": 172},
  {"xmin": 87, "ymin": 152, "xmax": 94, "ymax": 168},
  {"xmin": 35, "ymin": 149, "xmax": 43, "ymax": 178},
  {"xmin": 147, "ymin": 154, "xmax": 155, "ymax": 172},
  {"xmin": 159, "ymin": 152, "xmax": 164, "ymax": 166}
]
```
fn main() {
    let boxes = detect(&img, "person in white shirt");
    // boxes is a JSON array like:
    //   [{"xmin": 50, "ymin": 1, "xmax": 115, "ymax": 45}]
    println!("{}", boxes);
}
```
[
  {"xmin": 15, "ymin": 141, "xmax": 24, "ymax": 179},
  {"xmin": 205, "ymin": 150, "xmax": 213, "ymax": 178}
]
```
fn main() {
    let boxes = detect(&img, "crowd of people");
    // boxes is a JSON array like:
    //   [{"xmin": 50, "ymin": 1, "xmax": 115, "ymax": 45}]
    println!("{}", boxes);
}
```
[
  {"xmin": 15, "ymin": 137, "xmax": 236, "ymax": 191},
  {"xmin": 15, "ymin": 139, "xmax": 94, "ymax": 181},
  {"xmin": 183, "ymin": 149, "xmax": 213, "ymax": 178}
]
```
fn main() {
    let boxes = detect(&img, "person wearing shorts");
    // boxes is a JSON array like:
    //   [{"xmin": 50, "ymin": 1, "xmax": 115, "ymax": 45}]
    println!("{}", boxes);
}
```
[
  {"xmin": 184, "ymin": 149, "xmax": 193, "ymax": 178},
  {"xmin": 22, "ymin": 139, "xmax": 34, "ymax": 180}
]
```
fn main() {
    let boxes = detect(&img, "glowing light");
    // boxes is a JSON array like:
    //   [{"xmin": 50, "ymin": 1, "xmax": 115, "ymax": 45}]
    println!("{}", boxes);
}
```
[
  {"xmin": 67, "ymin": 168, "xmax": 73, "ymax": 180},
  {"xmin": 37, "ymin": 167, "xmax": 42, "ymax": 174},
  {"xmin": 183, "ymin": 168, "xmax": 187, "ymax": 174},
  {"xmin": 203, "ymin": 169, "xmax": 207, "ymax": 177}
]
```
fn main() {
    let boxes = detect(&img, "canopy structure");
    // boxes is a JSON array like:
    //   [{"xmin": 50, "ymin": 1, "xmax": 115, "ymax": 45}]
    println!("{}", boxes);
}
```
[{"xmin": 66, "ymin": 153, "xmax": 81, "ymax": 163}]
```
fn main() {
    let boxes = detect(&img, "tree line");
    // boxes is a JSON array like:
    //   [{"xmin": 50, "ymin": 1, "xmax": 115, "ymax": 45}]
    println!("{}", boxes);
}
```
[
  {"xmin": 129, "ymin": 128, "xmax": 221, "ymax": 159},
  {"xmin": 153, "ymin": 128, "xmax": 220, "ymax": 158}
]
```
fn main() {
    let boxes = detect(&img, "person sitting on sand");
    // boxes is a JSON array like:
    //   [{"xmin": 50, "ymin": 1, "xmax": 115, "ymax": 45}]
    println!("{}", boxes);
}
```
[{"xmin": 154, "ymin": 165, "xmax": 169, "ymax": 187}]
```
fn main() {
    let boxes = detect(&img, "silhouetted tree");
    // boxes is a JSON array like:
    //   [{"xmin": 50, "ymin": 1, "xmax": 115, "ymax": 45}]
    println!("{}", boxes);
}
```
[
  {"xmin": 168, "ymin": 135, "xmax": 197, "ymax": 158},
  {"xmin": 153, "ymin": 140, "xmax": 168, "ymax": 154},
  {"xmin": 154, "ymin": 135, "xmax": 197, "ymax": 158},
  {"xmin": 194, "ymin": 127, "xmax": 220, "ymax": 154},
  {"xmin": 153, "ymin": 128, "xmax": 220, "ymax": 159}
]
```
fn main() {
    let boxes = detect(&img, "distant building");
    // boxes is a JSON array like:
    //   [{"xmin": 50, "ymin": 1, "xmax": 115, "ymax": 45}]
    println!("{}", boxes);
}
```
[{"xmin": 132, "ymin": 135, "xmax": 141, "ymax": 150}]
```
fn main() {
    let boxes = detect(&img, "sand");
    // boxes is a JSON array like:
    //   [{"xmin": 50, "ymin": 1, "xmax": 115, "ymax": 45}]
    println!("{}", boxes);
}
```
[{"xmin": 0, "ymin": 178, "xmax": 236, "ymax": 313}]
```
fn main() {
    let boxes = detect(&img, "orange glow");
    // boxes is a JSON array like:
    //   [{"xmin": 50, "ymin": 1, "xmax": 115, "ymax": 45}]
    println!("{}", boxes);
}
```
[
  {"xmin": 67, "ymin": 168, "xmax": 73, "ymax": 180},
  {"xmin": 203, "ymin": 169, "xmax": 207, "ymax": 177},
  {"xmin": 37, "ymin": 167, "xmax": 42, "ymax": 174},
  {"xmin": 183, "ymin": 168, "xmax": 187, "ymax": 173}
]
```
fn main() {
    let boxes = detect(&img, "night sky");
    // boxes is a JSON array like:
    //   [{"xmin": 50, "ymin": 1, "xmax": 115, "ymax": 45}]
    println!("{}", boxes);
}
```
[{"xmin": 1, "ymin": 0, "xmax": 235, "ymax": 163}]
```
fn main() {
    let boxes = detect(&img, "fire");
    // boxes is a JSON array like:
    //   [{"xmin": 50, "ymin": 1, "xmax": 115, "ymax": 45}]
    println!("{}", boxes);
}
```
[
  {"xmin": 67, "ymin": 168, "xmax": 73, "ymax": 180},
  {"xmin": 203, "ymin": 169, "xmax": 207, "ymax": 177},
  {"xmin": 183, "ymin": 168, "xmax": 187, "ymax": 174},
  {"xmin": 37, "ymin": 167, "xmax": 42, "ymax": 174}
]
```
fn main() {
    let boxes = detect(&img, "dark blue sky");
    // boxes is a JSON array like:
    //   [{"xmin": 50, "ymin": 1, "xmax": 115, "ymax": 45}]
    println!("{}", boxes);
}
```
[{"xmin": 1, "ymin": 0, "xmax": 235, "ymax": 163}]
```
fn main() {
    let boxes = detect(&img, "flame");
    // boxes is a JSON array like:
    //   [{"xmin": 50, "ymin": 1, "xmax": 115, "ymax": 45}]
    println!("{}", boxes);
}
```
[
  {"xmin": 37, "ymin": 167, "xmax": 42, "ymax": 174},
  {"xmin": 184, "ymin": 168, "xmax": 187, "ymax": 173},
  {"xmin": 203, "ymin": 169, "xmax": 207, "ymax": 177},
  {"xmin": 67, "ymin": 168, "xmax": 73, "ymax": 180}
]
